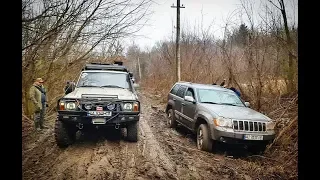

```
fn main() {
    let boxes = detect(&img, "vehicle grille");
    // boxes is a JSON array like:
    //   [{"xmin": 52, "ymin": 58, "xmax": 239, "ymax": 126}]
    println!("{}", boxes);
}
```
[
  {"xmin": 81, "ymin": 102, "xmax": 121, "ymax": 111},
  {"xmin": 233, "ymin": 120, "xmax": 266, "ymax": 132}
]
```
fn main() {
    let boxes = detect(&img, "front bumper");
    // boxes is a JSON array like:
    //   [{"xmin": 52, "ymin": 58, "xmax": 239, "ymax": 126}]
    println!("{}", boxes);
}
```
[
  {"xmin": 57, "ymin": 110, "xmax": 139, "ymax": 125},
  {"xmin": 212, "ymin": 127, "xmax": 275, "ymax": 144}
]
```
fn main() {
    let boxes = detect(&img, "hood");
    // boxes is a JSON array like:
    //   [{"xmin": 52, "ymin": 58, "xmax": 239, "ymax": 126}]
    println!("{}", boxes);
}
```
[
  {"xmin": 64, "ymin": 87, "xmax": 137, "ymax": 100},
  {"xmin": 199, "ymin": 103, "xmax": 271, "ymax": 121}
]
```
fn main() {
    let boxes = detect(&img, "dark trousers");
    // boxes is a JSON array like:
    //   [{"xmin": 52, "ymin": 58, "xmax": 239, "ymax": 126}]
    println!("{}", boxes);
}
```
[{"xmin": 34, "ymin": 103, "xmax": 46, "ymax": 129}]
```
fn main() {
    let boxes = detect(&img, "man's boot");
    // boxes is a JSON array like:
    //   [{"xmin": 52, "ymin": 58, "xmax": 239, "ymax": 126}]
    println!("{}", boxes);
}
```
[
  {"xmin": 39, "ymin": 119, "xmax": 48, "ymax": 129},
  {"xmin": 34, "ymin": 112, "xmax": 41, "ymax": 131},
  {"xmin": 35, "ymin": 122, "xmax": 41, "ymax": 131},
  {"xmin": 41, "ymin": 124, "xmax": 49, "ymax": 129}
]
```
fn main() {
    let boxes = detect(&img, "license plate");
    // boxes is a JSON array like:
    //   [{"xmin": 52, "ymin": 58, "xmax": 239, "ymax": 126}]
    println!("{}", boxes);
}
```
[
  {"xmin": 88, "ymin": 111, "xmax": 112, "ymax": 117},
  {"xmin": 92, "ymin": 118, "xmax": 106, "ymax": 124},
  {"xmin": 96, "ymin": 106, "xmax": 103, "ymax": 111},
  {"xmin": 243, "ymin": 135, "xmax": 263, "ymax": 140}
]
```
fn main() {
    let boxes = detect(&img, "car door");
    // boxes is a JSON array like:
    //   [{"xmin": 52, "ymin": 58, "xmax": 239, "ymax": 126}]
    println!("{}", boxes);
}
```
[
  {"xmin": 174, "ymin": 85, "xmax": 187, "ymax": 123},
  {"xmin": 181, "ymin": 87, "xmax": 197, "ymax": 129}
]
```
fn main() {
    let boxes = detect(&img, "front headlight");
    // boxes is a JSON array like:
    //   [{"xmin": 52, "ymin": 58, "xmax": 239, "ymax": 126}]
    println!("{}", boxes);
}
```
[
  {"xmin": 123, "ymin": 103, "xmax": 133, "ymax": 111},
  {"xmin": 66, "ymin": 102, "xmax": 76, "ymax": 110},
  {"xmin": 213, "ymin": 117, "xmax": 233, "ymax": 128},
  {"xmin": 122, "ymin": 102, "xmax": 139, "ymax": 112},
  {"xmin": 266, "ymin": 121, "xmax": 276, "ymax": 130}
]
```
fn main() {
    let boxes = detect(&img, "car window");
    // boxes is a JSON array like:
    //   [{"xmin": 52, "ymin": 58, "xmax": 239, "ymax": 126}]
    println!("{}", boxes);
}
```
[
  {"xmin": 186, "ymin": 88, "xmax": 195, "ymax": 98},
  {"xmin": 176, "ymin": 85, "xmax": 187, "ymax": 98},
  {"xmin": 197, "ymin": 88, "xmax": 244, "ymax": 106},
  {"xmin": 77, "ymin": 72, "xmax": 130, "ymax": 89},
  {"xmin": 170, "ymin": 84, "xmax": 180, "ymax": 95}
]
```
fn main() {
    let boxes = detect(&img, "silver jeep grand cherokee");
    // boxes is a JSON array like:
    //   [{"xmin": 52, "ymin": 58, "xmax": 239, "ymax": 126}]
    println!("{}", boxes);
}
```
[{"xmin": 165, "ymin": 82, "xmax": 275, "ymax": 154}]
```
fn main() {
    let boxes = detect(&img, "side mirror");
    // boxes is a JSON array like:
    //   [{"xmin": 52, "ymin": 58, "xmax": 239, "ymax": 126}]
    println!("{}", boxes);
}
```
[
  {"xmin": 65, "ymin": 81, "xmax": 75, "ymax": 95},
  {"xmin": 245, "ymin": 102, "xmax": 250, "ymax": 107},
  {"xmin": 133, "ymin": 83, "xmax": 140, "ymax": 90},
  {"xmin": 129, "ymin": 72, "xmax": 133, "ymax": 78},
  {"xmin": 184, "ymin": 96, "xmax": 195, "ymax": 103}
]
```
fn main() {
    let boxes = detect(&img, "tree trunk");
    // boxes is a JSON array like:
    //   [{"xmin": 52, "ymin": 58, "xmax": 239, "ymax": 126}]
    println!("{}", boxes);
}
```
[{"xmin": 280, "ymin": 0, "xmax": 295, "ymax": 93}]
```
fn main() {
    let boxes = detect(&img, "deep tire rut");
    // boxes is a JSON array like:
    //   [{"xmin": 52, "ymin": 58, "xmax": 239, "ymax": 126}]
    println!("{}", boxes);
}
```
[
  {"xmin": 23, "ymin": 91, "xmax": 268, "ymax": 180},
  {"xmin": 23, "ymin": 92, "xmax": 177, "ymax": 180}
]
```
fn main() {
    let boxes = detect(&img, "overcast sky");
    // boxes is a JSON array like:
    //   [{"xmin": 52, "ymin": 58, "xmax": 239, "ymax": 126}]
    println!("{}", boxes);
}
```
[{"xmin": 125, "ymin": 0, "xmax": 297, "ymax": 51}]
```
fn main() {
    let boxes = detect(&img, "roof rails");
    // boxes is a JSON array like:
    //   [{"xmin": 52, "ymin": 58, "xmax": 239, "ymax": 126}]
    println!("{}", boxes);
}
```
[
  {"xmin": 113, "ymin": 61, "xmax": 123, "ymax": 66},
  {"xmin": 82, "ymin": 61, "xmax": 128, "ymax": 72},
  {"xmin": 89, "ymin": 62, "xmax": 111, "ymax": 65},
  {"xmin": 177, "ymin": 81, "xmax": 192, "ymax": 84}
]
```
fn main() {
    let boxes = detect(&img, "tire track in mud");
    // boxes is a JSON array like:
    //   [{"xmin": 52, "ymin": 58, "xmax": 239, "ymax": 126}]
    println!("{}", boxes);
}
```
[
  {"xmin": 23, "ymin": 93, "xmax": 177, "ymax": 180},
  {"xmin": 23, "ymin": 91, "xmax": 259, "ymax": 180},
  {"xmin": 139, "ymin": 108, "xmax": 177, "ymax": 179},
  {"xmin": 139, "ymin": 92, "xmax": 248, "ymax": 180}
]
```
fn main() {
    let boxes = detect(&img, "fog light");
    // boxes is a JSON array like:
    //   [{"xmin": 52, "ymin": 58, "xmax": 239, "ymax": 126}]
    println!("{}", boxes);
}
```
[
  {"xmin": 85, "ymin": 104, "xmax": 92, "ymax": 110},
  {"xmin": 220, "ymin": 137, "xmax": 226, "ymax": 142},
  {"xmin": 107, "ymin": 103, "xmax": 116, "ymax": 110}
]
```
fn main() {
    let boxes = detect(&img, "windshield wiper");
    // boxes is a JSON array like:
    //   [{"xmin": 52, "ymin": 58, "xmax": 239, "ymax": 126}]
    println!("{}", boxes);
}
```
[
  {"xmin": 201, "ymin": 102, "xmax": 241, "ymax": 106},
  {"xmin": 201, "ymin": 102, "xmax": 219, "ymax": 104},
  {"xmin": 79, "ymin": 85, "xmax": 98, "ymax": 87},
  {"xmin": 100, "ymin": 85, "xmax": 125, "ymax": 89},
  {"xmin": 219, "ymin": 103, "xmax": 239, "ymax": 106}
]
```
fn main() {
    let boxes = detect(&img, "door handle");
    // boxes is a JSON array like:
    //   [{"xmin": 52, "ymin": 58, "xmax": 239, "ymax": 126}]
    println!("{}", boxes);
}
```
[
  {"xmin": 173, "ymin": 98, "xmax": 176, "ymax": 101},
  {"xmin": 181, "ymin": 103, "xmax": 185, "ymax": 106}
]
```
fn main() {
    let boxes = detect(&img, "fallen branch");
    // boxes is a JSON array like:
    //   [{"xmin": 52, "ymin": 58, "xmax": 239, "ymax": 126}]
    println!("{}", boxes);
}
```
[
  {"xmin": 273, "ymin": 116, "xmax": 297, "ymax": 144},
  {"xmin": 22, "ymin": 114, "xmax": 33, "ymax": 122},
  {"xmin": 276, "ymin": 96, "xmax": 297, "ymax": 120}
]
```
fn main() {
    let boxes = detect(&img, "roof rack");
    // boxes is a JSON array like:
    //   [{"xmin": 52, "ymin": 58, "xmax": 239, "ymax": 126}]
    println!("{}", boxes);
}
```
[
  {"xmin": 89, "ymin": 62, "xmax": 111, "ymax": 65},
  {"xmin": 177, "ymin": 81, "xmax": 192, "ymax": 84},
  {"xmin": 83, "ymin": 62, "xmax": 128, "ymax": 72},
  {"xmin": 113, "ymin": 61, "xmax": 123, "ymax": 66}
]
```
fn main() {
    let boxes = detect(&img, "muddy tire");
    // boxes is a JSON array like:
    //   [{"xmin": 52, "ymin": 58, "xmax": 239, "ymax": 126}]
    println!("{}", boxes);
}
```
[
  {"xmin": 105, "ymin": 127, "xmax": 121, "ymax": 141},
  {"xmin": 127, "ymin": 121, "xmax": 138, "ymax": 142},
  {"xmin": 167, "ymin": 109, "xmax": 177, "ymax": 128},
  {"xmin": 197, "ymin": 124, "xmax": 213, "ymax": 152},
  {"xmin": 248, "ymin": 144, "xmax": 266, "ymax": 155},
  {"xmin": 54, "ymin": 120, "xmax": 76, "ymax": 148}
]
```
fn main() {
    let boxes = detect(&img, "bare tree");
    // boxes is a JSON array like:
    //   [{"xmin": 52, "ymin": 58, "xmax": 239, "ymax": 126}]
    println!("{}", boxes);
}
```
[
  {"xmin": 22, "ymin": 0, "xmax": 153, "ymax": 116},
  {"xmin": 268, "ymin": 0, "xmax": 297, "ymax": 92}
]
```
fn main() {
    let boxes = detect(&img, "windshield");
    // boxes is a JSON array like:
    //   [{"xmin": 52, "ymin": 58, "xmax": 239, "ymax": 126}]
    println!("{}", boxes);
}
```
[
  {"xmin": 77, "ymin": 71, "xmax": 130, "ymax": 89},
  {"xmin": 197, "ymin": 88, "xmax": 244, "ymax": 107}
]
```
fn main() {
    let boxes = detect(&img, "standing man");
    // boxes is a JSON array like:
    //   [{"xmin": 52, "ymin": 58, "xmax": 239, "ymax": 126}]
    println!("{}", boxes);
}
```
[
  {"xmin": 220, "ymin": 79, "xmax": 226, "ymax": 87},
  {"xmin": 39, "ymin": 80, "xmax": 49, "ymax": 129},
  {"xmin": 29, "ymin": 78, "xmax": 48, "ymax": 131}
]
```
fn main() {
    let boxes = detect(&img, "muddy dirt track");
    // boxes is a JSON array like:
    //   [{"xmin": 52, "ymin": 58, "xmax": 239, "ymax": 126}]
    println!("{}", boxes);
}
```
[{"xmin": 22, "ymin": 91, "xmax": 282, "ymax": 180}]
